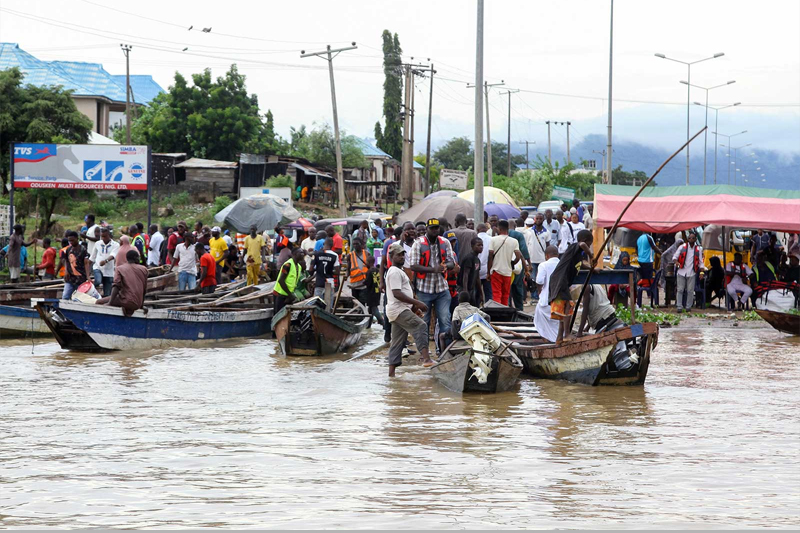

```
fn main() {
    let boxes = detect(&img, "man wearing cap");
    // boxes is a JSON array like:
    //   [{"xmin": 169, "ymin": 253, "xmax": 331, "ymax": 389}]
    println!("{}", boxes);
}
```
[
  {"xmin": 409, "ymin": 218, "xmax": 456, "ymax": 350},
  {"xmin": 386, "ymin": 242, "xmax": 434, "ymax": 376},
  {"xmin": 209, "ymin": 227, "xmax": 228, "ymax": 284}
]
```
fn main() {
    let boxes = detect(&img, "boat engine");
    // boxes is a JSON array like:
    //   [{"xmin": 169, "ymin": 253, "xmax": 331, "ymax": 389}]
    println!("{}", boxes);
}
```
[{"xmin": 459, "ymin": 313, "xmax": 502, "ymax": 384}]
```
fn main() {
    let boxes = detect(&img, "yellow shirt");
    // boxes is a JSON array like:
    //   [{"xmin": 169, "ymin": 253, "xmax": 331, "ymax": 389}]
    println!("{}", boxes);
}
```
[
  {"xmin": 209, "ymin": 237, "xmax": 228, "ymax": 267},
  {"xmin": 244, "ymin": 235, "xmax": 266, "ymax": 265}
]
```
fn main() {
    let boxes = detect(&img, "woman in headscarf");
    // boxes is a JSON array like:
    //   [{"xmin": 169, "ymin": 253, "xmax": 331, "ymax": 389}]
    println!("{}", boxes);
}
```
[
  {"xmin": 115, "ymin": 235, "xmax": 134, "ymax": 268},
  {"xmin": 705, "ymin": 255, "xmax": 725, "ymax": 303},
  {"xmin": 607, "ymin": 251, "xmax": 631, "ymax": 304}
]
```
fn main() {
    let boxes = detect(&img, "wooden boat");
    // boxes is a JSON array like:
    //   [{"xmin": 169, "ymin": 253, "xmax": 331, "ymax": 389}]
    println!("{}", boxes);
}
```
[
  {"xmin": 482, "ymin": 302, "xmax": 658, "ymax": 386},
  {"xmin": 0, "ymin": 268, "xmax": 177, "ymax": 338},
  {"xmin": 755, "ymin": 309, "xmax": 800, "ymax": 335},
  {"xmin": 35, "ymin": 284, "xmax": 273, "ymax": 351},
  {"xmin": 431, "ymin": 340, "xmax": 522, "ymax": 393},
  {"xmin": 271, "ymin": 296, "xmax": 370, "ymax": 356}
]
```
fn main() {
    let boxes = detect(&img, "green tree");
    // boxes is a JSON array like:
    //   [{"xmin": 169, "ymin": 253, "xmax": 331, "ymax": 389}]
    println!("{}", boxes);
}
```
[
  {"xmin": 414, "ymin": 154, "xmax": 441, "ymax": 190},
  {"xmin": 117, "ymin": 65, "xmax": 263, "ymax": 162},
  {"xmin": 374, "ymin": 30, "xmax": 404, "ymax": 160},
  {"xmin": 0, "ymin": 67, "xmax": 93, "ymax": 234},
  {"xmin": 433, "ymin": 136, "xmax": 474, "ymax": 171},
  {"xmin": 611, "ymin": 164, "xmax": 653, "ymax": 186},
  {"xmin": 534, "ymin": 155, "xmax": 601, "ymax": 200},
  {"xmin": 489, "ymin": 141, "xmax": 526, "ymax": 176},
  {"xmin": 292, "ymin": 123, "xmax": 366, "ymax": 169}
]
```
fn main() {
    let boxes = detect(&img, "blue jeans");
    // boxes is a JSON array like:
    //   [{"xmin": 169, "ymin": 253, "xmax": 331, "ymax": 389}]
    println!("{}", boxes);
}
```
[
  {"xmin": 94, "ymin": 269, "xmax": 113, "ymax": 297},
  {"xmin": 417, "ymin": 290, "xmax": 452, "ymax": 350},
  {"xmin": 481, "ymin": 278, "xmax": 493, "ymax": 303},
  {"xmin": 179, "ymin": 271, "xmax": 197, "ymax": 291},
  {"xmin": 63, "ymin": 282, "xmax": 77, "ymax": 300},
  {"xmin": 530, "ymin": 263, "xmax": 540, "ymax": 300}
]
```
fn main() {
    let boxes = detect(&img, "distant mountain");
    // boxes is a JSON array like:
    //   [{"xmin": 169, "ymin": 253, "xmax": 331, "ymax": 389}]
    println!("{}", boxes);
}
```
[{"xmin": 513, "ymin": 134, "xmax": 799, "ymax": 190}]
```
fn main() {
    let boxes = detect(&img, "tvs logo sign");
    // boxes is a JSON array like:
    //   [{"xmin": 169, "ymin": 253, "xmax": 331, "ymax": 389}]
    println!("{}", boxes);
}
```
[{"xmin": 13, "ymin": 143, "xmax": 57, "ymax": 163}]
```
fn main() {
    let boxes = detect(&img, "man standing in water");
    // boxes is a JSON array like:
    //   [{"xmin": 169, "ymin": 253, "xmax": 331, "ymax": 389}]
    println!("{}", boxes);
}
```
[{"xmin": 385, "ymin": 243, "xmax": 433, "ymax": 376}]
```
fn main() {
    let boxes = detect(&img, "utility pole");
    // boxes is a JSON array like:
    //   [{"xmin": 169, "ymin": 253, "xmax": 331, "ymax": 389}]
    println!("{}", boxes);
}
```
[
  {"xmin": 501, "ymin": 89, "xmax": 519, "ymax": 177},
  {"xmin": 473, "ymin": 0, "xmax": 484, "ymax": 224},
  {"xmin": 607, "ymin": 0, "xmax": 614, "ymax": 184},
  {"xmin": 424, "ymin": 63, "xmax": 435, "ymax": 196},
  {"xmin": 545, "ymin": 121, "xmax": 552, "ymax": 163},
  {"xmin": 566, "ymin": 121, "xmax": 572, "ymax": 164},
  {"xmin": 301, "ymin": 43, "xmax": 358, "ymax": 217},
  {"xmin": 400, "ymin": 61, "xmax": 431, "ymax": 207},
  {"xmin": 519, "ymin": 141, "xmax": 535, "ymax": 171},
  {"xmin": 120, "ymin": 44, "xmax": 132, "ymax": 144},
  {"xmin": 593, "ymin": 149, "xmax": 607, "ymax": 181},
  {"xmin": 467, "ymin": 80, "xmax": 503, "ymax": 185}
]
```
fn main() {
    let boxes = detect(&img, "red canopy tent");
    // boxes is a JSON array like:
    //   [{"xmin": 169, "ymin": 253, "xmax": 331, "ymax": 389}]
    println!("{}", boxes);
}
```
[{"xmin": 594, "ymin": 184, "xmax": 800, "ymax": 233}]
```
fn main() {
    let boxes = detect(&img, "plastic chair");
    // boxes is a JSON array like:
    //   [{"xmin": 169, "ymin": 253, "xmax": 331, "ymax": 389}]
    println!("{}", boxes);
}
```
[{"xmin": 637, "ymin": 270, "xmax": 662, "ymax": 307}]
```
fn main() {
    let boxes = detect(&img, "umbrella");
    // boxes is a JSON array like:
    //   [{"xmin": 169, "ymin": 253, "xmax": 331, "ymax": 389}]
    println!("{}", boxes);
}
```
[
  {"xmin": 457, "ymin": 187, "xmax": 519, "ymax": 208},
  {"xmin": 214, "ymin": 193, "xmax": 301, "ymax": 233},
  {"xmin": 284, "ymin": 217, "xmax": 314, "ymax": 230},
  {"xmin": 424, "ymin": 190, "xmax": 459, "ymax": 200},
  {"xmin": 484, "ymin": 202, "xmax": 521, "ymax": 220},
  {"xmin": 396, "ymin": 197, "xmax": 476, "ymax": 225}
]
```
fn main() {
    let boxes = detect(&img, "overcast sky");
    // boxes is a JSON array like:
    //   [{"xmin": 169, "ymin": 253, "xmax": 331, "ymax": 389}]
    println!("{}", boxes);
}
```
[{"xmin": 3, "ymin": 0, "xmax": 799, "ymax": 154}]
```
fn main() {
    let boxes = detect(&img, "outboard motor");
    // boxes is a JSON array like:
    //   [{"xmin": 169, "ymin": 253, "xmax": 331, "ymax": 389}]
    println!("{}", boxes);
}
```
[{"xmin": 459, "ymin": 313, "xmax": 502, "ymax": 384}]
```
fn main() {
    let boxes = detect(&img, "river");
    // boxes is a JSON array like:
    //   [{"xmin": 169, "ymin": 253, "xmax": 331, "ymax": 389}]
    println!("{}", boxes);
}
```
[{"xmin": 0, "ymin": 327, "xmax": 798, "ymax": 528}]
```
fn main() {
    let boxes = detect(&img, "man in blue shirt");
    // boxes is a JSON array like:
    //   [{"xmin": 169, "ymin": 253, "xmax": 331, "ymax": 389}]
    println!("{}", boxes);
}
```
[{"xmin": 636, "ymin": 232, "xmax": 661, "ymax": 285}]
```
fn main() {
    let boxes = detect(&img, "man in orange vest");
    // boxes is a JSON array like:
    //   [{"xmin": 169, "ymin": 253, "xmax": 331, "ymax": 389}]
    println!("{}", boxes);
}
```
[{"xmin": 347, "ymin": 236, "xmax": 370, "ymax": 306}]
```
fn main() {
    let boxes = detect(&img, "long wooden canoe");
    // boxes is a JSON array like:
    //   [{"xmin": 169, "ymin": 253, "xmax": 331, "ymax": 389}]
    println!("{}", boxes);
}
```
[
  {"xmin": 755, "ymin": 309, "xmax": 800, "ymax": 336},
  {"xmin": 271, "ymin": 296, "xmax": 370, "ymax": 357}
]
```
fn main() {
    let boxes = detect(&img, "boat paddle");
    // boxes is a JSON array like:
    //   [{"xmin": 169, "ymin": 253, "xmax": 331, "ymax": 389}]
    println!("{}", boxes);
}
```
[{"xmin": 568, "ymin": 126, "xmax": 707, "ymax": 332}]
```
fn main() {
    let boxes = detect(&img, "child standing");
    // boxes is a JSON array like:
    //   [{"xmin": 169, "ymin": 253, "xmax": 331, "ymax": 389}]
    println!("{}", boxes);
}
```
[{"xmin": 364, "ymin": 255, "xmax": 384, "ymax": 329}]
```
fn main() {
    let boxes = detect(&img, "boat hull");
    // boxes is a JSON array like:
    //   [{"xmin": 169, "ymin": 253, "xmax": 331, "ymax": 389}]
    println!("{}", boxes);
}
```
[
  {"xmin": 0, "ymin": 303, "xmax": 51, "ymax": 336},
  {"xmin": 755, "ymin": 309, "xmax": 800, "ymax": 335},
  {"xmin": 272, "ymin": 297, "xmax": 370, "ymax": 357},
  {"xmin": 431, "ymin": 351, "xmax": 522, "ymax": 393},
  {"xmin": 37, "ymin": 301, "xmax": 273, "ymax": 351},
  {"xmin": 515, "ymin": 323, "xmax": 658, "ymax": 386}
]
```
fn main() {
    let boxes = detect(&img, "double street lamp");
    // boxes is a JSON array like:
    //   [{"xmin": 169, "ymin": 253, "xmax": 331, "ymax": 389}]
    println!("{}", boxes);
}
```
[
  {"xmin": 655, "ymin": 52, "xmax": 725, "ymax": 185},
  {"xmin": 696, "ymin": 101, "xmax": 741, "ymax": 184},
  {"xmin": 714, "ymin": 130, "xmax": 747, "ymax": 184},
  {"xmin": 720, "ymin": 140, "xmax": 751, "ymax": 185},
  {"xmin": 682, "ymin": 79, "xmax": 735, "ymax": 184}
]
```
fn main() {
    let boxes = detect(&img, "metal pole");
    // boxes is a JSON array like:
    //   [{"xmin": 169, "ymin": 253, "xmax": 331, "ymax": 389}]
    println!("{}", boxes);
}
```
[
  {"xmin": 566, "ymin": 121, "xmax": 571, "ymax": 164},
  {"xmin": 401, "ymin": 65, "xmax": 413, "ymax": 206},
  {"xmin": 9, "ymin": 143, "xmax": 15, "ymax": 231},
  {"xmin": 424, "ymin": 65, "xmax": 434, "ymax": 196},
  {"xmin": 525, "ymin": 142, "xmax": 529, "ymax": 170},
  {"xmin": 485, "ymin": 82, "xmax": 493, "ymax": 185},
  {"xmin": 686, "ymin": 64, "xmax": 691, "ymax": 185},
  {"xmin": 507, "ymin": 90, "xmax": 512, "ymax": 177},
  {"xmin": 410, "ymin": 75, "xmax": 416, "ymax": 198},
  {"xmin": 327, "ymin": 46, "xmax": 347, "ymax": 217},
  {"xmin": 713, "ymin": 108, "xmax": 718, "ymax": 185},
  {"xmin": 728, "ymin": 142, "xmax": 731, "ymax": 185},
  {"xmin": 546, "ymin": 121, "xmax": 551, "ymax": 163},
  {"xmin": 607, "ymin": 0, "xmax": 614, "ymax": 184},
  {"xmin": 146, "ymin": 145, "xmax": 152, "ymax": 228},
  {"xmin": 121, "ymin": 44, "xmax": 132, "ymax": 144},
  {"xmin": 703, "ymin": 88, "xmax": 709, "ymax": 184},
  {"xmin": 474, "ymin": 0, "xmax": 484, "ymax": 224}
]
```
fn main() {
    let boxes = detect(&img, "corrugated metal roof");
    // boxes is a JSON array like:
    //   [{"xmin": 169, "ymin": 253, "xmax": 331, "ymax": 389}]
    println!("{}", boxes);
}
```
[
  {"xmin": 291, "ymin": 162, "xmax": 331, "ymax": 178},
  {"xmin": 174, "ymin": 157, "xmax": 237, "ymax": 169},
  {"xmin": 352, "ymin": 137, "xmax": 392, "ymax": 159},
  {"xmin": 0, "ymin": 43, "xmax": 164, "ymax": 104}
]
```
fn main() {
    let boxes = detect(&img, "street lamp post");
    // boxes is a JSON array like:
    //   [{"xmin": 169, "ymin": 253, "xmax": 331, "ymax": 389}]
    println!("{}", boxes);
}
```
[
  {"xmin": 655, "ymin": 52, "xmax": 725, "ymax": 185},
  {"xmin": 697, "ymin": 101, "xmax": 741, "ymax": 184},
  {"xmin": 714, "ymin": 130, "xmax": 747, "ymax": 184},
  {"xmin": 682, "ymin": 80, "xmax": 735, "ymax": 184}
]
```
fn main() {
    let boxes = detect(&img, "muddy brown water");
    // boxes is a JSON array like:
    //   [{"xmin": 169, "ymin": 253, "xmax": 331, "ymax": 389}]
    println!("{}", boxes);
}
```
[{"xmin": 1, "ymin": 327, "xmax": 798, "ymax": 528}]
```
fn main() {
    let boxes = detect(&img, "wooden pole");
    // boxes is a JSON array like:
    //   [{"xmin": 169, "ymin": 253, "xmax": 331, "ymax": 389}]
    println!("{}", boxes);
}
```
[{"xmin": 568, "ymin": 126, "xmax": 707, "ymax": 331}]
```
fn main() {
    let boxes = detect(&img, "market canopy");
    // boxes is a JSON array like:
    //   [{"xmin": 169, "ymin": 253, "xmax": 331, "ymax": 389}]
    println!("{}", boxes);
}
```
[{"xmin": 594, "ymin": 184, "xmax": 800, "ymax": 233}]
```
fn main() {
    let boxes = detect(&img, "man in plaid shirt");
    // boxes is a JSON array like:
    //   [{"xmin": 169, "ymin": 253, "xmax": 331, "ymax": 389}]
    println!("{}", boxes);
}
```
[{"xmin": 409, "ymin": 218, "xmax": 456, "ymax": 352}]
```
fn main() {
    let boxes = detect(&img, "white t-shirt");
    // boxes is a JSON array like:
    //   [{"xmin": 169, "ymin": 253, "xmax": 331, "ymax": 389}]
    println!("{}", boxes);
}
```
[
  {"xmin": 173, "ymin": 243, "xmax": 197, "ymax": 274},
  {"xmin": 85, "ymin": 224, "xmax": 100, "ymax": 256},
  {"xmin": 477, "ymin": 232, "xmax": 492, "ymax": 279},
  {"xmin": 148, "ymin": 231, "xmax": 165, "ymax": 266},
  {"xmin": 677, "ymin": 244, "xmax": 703, "ymax": 277},
  {"xmin": 301, "ymin": 237, "xmax": 316, "ymax": 269},
  {"xmin": 222, "ymin": 234, "xmax": 233, "ymax": 246},
  {"xmin": 526, "ymin": 227, "xmax": 550, "ymax": 264},
  {"xmin": 726, "ymin": 262, "xmax": 752, "ymax": 284},
  {"xmin": 89, "ymin": 239, "xmax": 120, "ymax": 277},
  {"xmin": 559, "ymin": 221, "xmax": 586, "ymax": 253},
  {"xmin": 489, "ymin": 234, "xmax": 520, "ymax": 277},
  {"xmin": 385, "ymin": 265, "xmax": 414, "ymax": 322},
  {"xmin": 402, "ymin": 241, "xmax": 414, "ymax": 269}
]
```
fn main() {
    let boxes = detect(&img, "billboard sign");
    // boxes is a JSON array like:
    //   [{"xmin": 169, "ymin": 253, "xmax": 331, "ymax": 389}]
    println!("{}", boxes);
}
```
[
  {"xmin": 13, "ymin": 143, "xmax": 149, "ymax": 190},
  {"xmin": 439, "ymin": 169, "xmax": 468, "ymax": 190},
  {"xmin": 551, "ymin": 185, "xmax": 575, "ymax": 202}
]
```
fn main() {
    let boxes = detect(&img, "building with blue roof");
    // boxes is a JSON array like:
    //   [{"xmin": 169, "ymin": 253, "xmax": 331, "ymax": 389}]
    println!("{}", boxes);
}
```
[{"xmin": 0, "ymin": 43, "xmax": 164, "ymax": 137}]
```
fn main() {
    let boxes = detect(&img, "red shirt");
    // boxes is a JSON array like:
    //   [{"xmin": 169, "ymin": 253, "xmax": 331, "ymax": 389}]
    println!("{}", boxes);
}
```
[
  {"xmin": 166, "ymin": 233, "xmax": 179, "ymax": 265},
  {"xmin": 37, "ymin": 247, "xmax": 57, "ymax": 276},
  {"xmin": 199, "ymin": 253, "xmax": 217, "ymax": 287},
  {"xmin": 332, "ymin": 233, "xmax": 343, "ymax": 256}
]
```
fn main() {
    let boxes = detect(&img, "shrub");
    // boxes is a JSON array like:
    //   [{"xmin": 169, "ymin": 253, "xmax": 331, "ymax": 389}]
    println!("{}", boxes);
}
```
[
  {"xmin": 163, "ymin": 191, "xmax": 191, "ymax": 207},
  {"xmin": 265, "ymin": 174, "xmax": 294, "ymax": 188},
  {"xmin": 214, "ymin": 195, "xmax": 233, "ymax": 214}
]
